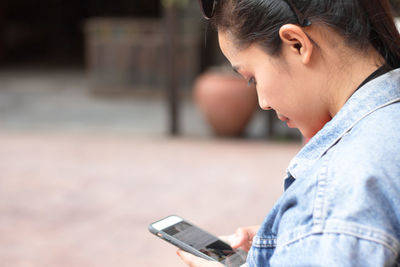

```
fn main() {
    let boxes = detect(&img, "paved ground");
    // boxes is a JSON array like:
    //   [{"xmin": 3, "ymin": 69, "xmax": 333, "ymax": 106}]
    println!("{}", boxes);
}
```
[
  {"xmin": 0, "ymin": 133, "xmax": 300, "ymax": 267},
  {"xmin": 0, "ymin": 68, "xmax": 302, "ymax": 266}
]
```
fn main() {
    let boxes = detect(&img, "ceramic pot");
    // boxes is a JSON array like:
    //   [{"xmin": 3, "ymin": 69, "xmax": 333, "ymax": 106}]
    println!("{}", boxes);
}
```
[{"xmin": 193, "ymin": 71, "xmax": 258, "ymax": 137}]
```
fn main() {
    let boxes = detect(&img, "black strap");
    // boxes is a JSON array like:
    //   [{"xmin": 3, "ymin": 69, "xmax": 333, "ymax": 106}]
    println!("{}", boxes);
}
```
[{"xmin": 356, "ymin": 64, "xmax": 392, "ymax": 91}]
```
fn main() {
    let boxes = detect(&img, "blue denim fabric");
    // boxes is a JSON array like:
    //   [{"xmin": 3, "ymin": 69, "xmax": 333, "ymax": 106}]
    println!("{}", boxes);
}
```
[{"xmin": 246, "ymin": 69, "xmax": 400, "ymax": 266}]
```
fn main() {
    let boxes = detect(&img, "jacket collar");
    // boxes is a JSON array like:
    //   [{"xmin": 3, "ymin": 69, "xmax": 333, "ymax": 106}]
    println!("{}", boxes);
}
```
[{"xmin": 287, "ymin": 68, "xmax": 400, "ymax": 179}]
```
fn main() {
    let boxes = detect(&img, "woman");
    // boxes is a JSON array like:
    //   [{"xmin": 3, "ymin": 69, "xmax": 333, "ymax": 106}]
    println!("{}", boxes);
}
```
[{"xmin": 178, "ymin": 0, "xmax": 400, "ymax": 266}]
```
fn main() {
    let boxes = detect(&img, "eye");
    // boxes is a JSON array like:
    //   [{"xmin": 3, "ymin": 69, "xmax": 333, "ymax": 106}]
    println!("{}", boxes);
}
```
[{"xmin": 248, "ymin": 77, "xmax": 257, "ymax": 87}]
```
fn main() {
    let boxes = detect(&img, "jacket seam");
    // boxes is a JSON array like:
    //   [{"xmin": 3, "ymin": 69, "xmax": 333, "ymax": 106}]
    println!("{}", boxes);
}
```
[
  {"xmin": 312, "ymin": 152, "xmax": 332, "ymax": 225},
  {"xmin": 252, "ymin": 236, "xmax": 277, "ymax": 248},
  {"xmin": 279, "ymin": 221, "xmax": 400, "ymax": 258},
  {"xmin": 319, "ymin": 97, "xmax": 400, "ymax": 159}
]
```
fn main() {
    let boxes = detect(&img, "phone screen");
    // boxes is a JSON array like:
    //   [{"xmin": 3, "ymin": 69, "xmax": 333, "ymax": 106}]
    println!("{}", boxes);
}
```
[{"xmin": 162, "ymin": 220, "xmax": 243, "ymax": 264}]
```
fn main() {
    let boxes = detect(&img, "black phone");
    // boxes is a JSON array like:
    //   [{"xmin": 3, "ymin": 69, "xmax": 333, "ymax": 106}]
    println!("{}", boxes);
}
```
[{"xmin": 148, "ymin": 215, "xmax": 247, "ymax": 266}]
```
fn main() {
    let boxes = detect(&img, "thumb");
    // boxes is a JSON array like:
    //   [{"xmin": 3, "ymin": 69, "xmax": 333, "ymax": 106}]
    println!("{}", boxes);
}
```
[
  {"xmin": 231, "ymin": 228, "xmax": 250, "ymax": 248},
  {"xmin": 177, "ymin": 250, "xmax": 224, "ymax": 267},
  {"xmin": 177, "ymin": 250, "xmax": 206, "ymax": 266}
]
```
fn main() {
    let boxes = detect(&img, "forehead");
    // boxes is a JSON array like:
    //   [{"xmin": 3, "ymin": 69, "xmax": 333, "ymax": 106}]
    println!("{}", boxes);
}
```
[
  {"xmin": 218, "ymin": 31, "xmax": 242, "ymax": 58},
  {"xmin": 218, "ymin": 31, "xmax": 273, "ymax": 69}
]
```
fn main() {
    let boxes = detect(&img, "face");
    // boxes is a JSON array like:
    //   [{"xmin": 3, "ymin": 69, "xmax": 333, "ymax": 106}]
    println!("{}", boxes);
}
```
[{"xmin": 218, "ymin": 31, "xmax": 331, "ymax": 138}]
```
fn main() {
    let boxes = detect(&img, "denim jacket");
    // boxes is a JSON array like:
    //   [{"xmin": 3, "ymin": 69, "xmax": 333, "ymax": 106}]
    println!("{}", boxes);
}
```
[{"xmin": 245, "ymin": 68, "xmax": 400, "ymax": 266}]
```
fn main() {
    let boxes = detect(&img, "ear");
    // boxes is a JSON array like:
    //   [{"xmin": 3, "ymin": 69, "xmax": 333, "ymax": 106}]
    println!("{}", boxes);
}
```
[{"xmin": 279, "ymin": 24, "xmax": 313, "ymax": 65}]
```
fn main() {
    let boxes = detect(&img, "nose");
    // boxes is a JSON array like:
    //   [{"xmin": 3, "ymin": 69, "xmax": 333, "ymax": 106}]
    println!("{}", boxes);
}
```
[
  {"xmin": 259, "ymin": 98, "xmax": 272, "ymax": 110},
  {"xmin": 261, "ymin": 105, "xmax": 272, "ymax": 110}
]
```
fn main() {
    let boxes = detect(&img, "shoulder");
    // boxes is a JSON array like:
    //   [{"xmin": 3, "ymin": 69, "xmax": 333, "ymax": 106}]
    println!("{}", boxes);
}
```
[
  {"xmin": 318, "ymin": 102, "xmax": 400, "ymax": 243},
  {"xmin": 327, "ymin": 100, "xmax": 400, "ymax": 199},
  {"xmin": 332, "ymin": 101, "xmax": 400, "ymax": 167}
]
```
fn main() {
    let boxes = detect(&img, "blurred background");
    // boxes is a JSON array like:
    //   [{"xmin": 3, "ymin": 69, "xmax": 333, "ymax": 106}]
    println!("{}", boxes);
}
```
[{"xmin": 0, "ymin": 0, "xmax": 398, "ymax": 266}]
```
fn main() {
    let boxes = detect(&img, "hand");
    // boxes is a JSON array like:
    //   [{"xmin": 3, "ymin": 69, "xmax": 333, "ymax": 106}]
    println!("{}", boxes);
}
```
[
  {"xmin": 177, "ymin": 250, "xmax": 225, "ymax": 267},
  {"xmin": 220, "ymin": 225, "xmax": 259, "ymax": 252}
]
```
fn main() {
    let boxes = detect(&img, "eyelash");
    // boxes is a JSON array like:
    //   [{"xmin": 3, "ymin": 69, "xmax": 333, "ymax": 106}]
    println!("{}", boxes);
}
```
[{"xmin": 248, "ymin": 77, "xmax": 256, "ymax": 86}]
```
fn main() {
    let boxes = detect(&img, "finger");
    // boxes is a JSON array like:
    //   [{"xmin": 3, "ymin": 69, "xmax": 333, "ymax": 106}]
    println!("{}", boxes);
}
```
[
  {"xmin": 218, "ymin": 234, "xmax": 235, "ymax": 246},
  {"xmin": 231, "ymin": 228, "xmax": 250, "ymax": 248},
  {"xmin": 177, "ymin": 250, "xmax": 208, "ymax": 267}
]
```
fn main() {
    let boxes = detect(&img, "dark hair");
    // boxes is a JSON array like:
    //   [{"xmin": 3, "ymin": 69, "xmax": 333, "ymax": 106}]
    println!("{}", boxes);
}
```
[{"xmin": 211, "ymin": 0, "xmax": 400, "ymax": 68}]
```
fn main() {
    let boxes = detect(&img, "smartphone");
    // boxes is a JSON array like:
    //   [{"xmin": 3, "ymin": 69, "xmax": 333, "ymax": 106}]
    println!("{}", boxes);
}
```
[{"xmin": 149, "ymin": 215, "xmax": 247, "ymax": 266}]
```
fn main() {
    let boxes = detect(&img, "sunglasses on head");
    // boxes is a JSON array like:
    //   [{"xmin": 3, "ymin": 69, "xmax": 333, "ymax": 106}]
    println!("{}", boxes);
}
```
[{"xmin": 198, "ymin": 0, "xmax": 311, "ymax": 27}]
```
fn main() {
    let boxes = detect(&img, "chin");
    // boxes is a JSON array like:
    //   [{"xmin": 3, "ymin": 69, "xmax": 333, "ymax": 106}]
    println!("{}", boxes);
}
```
[
  {"xmin": 297, "ymin": 126, "xmax": 311, "ymax": 138},
  {"xmin": 300, "ymin": 127, "xmax": 320, "ymax": 139}
]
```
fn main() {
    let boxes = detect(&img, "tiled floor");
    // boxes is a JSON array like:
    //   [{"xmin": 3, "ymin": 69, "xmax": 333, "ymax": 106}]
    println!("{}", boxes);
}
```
[
  {"xmin": 0, "ymin": 133, "xmax": 300, "ymax": 267},
  {"xmin": 0, "ymin": 68, "xmax": 302, "ymax": 266}
]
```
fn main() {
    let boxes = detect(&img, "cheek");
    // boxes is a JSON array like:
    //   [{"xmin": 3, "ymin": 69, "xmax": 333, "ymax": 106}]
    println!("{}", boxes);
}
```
[{"xmin": 256, "ymin": 85, "xmax": 326, "ymax": 138}]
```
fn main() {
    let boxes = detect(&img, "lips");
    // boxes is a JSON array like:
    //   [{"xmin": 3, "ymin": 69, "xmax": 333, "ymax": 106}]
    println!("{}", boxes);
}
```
[
  {"xmin": 277, "ymin": 113, "xmax": 289, "ymax": 122},
  {"xmin": 277, "ymin": 113, "xmax": 295, "ymax": 128}
]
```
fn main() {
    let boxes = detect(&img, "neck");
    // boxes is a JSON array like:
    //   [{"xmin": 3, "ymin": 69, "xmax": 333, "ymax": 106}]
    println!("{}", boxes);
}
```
[{"xmin": 326, "ymin": 46, "xmax": 385, "ymax": 117}]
